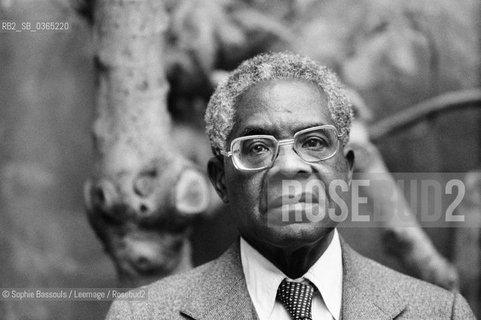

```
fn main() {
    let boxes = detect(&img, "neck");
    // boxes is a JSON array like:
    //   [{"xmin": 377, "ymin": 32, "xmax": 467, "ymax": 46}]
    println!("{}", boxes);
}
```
[{"xmin": 244, "ymin": 230, "xmax": 335, "ymax": 279}]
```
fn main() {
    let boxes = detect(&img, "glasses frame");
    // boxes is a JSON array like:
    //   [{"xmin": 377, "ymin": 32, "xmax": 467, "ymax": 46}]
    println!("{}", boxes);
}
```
[{"xmin": 220, "ymin": 125, "xmax": 342, "ymax": 171}]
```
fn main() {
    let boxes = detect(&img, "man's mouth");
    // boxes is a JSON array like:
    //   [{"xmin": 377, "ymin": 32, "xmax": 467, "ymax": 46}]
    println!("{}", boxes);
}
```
[{"xmin": 268, "ymin": 192, "xmax": 319, "ymax": 208}]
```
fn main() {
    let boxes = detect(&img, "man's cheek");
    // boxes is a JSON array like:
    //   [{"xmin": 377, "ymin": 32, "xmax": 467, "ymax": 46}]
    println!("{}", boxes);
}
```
[
  {"xmin": 333, "ymin": 155, "xmax": 350, "ymax": 175},
  {"xmin": 228, "ymin": 176, "xmax": 259, "ymax": 199},
  {"xmin": 241, "ymin": 178, "xmax": 265, "ymax": 211}
]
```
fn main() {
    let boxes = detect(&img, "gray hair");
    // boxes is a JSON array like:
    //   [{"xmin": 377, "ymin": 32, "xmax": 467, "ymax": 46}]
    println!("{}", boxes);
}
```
[{"xmin": 205, "ymin": 52, "xmax": 353, "ymax": 155}]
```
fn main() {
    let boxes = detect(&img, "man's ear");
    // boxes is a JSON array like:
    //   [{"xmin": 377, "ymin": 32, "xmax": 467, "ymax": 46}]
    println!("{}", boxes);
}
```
[
  {"xmin": 207, "ymin": 157, "xmax": 229, "ymax": 203},
  {"xmin": 344, "ymin": 147, "xmax": 355, "ymax": 186}
]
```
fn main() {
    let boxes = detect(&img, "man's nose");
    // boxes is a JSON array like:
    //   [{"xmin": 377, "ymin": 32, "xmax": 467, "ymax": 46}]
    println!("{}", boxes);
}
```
[{"xmin": 269, "ymin": 144, "xmax": 312, "ymax": 178}]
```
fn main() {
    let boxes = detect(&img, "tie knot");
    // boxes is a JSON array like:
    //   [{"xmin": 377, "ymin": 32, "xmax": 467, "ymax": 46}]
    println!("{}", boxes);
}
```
[{"xmin": 276, "ymin": 279, "xmax": 315, "ymax": 320}]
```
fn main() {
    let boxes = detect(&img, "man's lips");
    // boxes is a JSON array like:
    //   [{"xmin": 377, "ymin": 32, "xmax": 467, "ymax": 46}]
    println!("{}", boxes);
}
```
[{"xmin": 268, "ymin": 192, "xmax": 319, "ymax": 208}]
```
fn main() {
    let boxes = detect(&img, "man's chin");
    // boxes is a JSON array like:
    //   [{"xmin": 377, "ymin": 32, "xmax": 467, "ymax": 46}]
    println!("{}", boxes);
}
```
[{"xmin": 261, "ymin": 223, "xmax": 335, "ymax": 249}]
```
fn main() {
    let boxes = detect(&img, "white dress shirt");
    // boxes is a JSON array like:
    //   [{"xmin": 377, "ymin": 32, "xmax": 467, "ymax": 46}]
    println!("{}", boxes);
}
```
[{"xmin": 240, "ymin": 229, "xmax": 343, "ymax": 320}]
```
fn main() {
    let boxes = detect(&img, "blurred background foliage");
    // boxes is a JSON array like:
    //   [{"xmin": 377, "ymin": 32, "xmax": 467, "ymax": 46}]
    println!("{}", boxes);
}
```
[{"xmin": 0, "ymin": 0, "xmax": 480, "ymax": 319}]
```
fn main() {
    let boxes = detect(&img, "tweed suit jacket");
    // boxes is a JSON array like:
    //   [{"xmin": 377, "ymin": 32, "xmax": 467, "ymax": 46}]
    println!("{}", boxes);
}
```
[{"xmin": 106, "ymin": 238, "xmax": 475, "ymax": 320}]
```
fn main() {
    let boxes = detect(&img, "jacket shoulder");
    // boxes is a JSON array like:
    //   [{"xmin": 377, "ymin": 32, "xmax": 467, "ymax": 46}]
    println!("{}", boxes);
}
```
[
  {"xmin": 105, "ymin": 260, "xmax": 216, "ymax": 320},
  {"xmin": 356, "ymin": 251, "xmax": 451, "ymax": 297},
  {"xmin": 348, "ymin": 248, "xmax": 475, "ymax": 319}
]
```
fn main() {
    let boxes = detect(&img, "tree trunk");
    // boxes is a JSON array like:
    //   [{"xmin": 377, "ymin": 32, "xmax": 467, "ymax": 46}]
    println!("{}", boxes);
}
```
[{"xmin": 84, "ymin": 0, "xmax": 210, "ymax": 287}]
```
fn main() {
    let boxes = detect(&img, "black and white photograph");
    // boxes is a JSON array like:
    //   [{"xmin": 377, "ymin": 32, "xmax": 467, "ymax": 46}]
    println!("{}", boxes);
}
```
[{"xmin": 0, "ymin": 0, "xmax": 480, "ymax": 319}]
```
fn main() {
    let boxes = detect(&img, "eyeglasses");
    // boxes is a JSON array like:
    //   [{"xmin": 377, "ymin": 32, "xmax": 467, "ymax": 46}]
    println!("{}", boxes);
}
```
[{"xmin": 220, "ymin": 125, "xmax": 341, "ymax": 171}]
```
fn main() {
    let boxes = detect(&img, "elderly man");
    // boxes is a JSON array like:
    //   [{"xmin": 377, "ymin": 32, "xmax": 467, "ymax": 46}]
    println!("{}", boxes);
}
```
[{"xmin": 106, "ymin": 52, "xmax": 475, "ymax": 319}]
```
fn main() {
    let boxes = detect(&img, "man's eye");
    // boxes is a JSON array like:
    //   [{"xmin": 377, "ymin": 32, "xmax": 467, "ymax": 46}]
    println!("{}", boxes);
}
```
[
  {"xmin": 248, "ymin": 143, "xmax": 270, "ymax": 155},
  {"xmin": 302, "ymin": 137, "xmax": 327, "ymax": 149}
]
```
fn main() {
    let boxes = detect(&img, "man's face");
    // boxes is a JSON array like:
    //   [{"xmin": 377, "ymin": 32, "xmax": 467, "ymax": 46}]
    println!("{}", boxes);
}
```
[{"xmin": 210, "ymin": 78, "xmax": 353, "ymax": 251}]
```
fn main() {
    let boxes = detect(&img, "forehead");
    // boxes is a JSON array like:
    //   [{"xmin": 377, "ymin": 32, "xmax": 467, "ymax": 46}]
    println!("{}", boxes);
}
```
[{"xmin": 230, "ymin": 79, "xmax": 333, "ymax": 139}]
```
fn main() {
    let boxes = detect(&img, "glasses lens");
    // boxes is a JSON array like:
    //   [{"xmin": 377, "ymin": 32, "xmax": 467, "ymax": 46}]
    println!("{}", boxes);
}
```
[
  {"xmin": 232, "ymin": 137, "xmax": 276, "ymax": 170},
  {"xmin": 295, "ymin": 127, "xmax": 338, "ymax": 162}
]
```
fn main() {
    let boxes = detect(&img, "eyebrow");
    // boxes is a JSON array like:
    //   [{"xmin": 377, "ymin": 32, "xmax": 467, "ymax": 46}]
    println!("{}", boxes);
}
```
[
  {"xmin": 238, "ymin": 122, "xmax": 327, "ymax": 137},
  {"xmin": 239, "ymin": 127, "xmax": 274, "ymax": 136}
]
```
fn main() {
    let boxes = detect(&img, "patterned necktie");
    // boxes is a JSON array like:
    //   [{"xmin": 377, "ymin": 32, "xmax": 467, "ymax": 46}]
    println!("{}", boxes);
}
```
[{"xmin": 276, "ymin": 278, "xmax": 315, "ymax": 320}]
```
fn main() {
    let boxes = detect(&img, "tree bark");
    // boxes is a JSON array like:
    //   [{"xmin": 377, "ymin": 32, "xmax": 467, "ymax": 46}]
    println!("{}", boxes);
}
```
[{"xmin": 84, "ymin": 0, "xmax": 210, "ymax": 287}]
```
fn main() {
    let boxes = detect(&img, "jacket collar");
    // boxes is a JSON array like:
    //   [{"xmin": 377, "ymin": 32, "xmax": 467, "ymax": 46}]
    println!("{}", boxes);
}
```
[
  {"xmin": 180, "ymin": 239, "xmax": 259, "ymax": 319},
  {"xmin": 180, "ymin": 236, "xmax": 406, "ymax": 320}
]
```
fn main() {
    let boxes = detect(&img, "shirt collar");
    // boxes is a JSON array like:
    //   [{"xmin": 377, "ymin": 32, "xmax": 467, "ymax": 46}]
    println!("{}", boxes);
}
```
[
  {"xmin": 240, "ymin": 236, "xmax": 284, "ymax": 320},
  {"xmin": 305, "ymin": 229, "xmax": 343, "ymax": 319},
  {"xmin": 240, "ymin": 229, "xmax": 343, "ymax": 320}
]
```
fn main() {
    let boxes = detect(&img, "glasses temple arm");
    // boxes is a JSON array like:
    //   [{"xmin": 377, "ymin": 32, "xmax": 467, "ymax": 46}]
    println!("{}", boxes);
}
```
[{"xmin": 220, "ymin": 150, "xmax": 232, "ymax": 157}]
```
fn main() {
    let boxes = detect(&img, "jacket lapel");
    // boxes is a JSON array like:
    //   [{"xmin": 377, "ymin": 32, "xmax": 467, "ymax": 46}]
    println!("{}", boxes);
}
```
[
  {"xmin": 340, "ymin": 238, "xmax": 406, "ymax": 320},
  {"xmin": 180, "ymin": 239, "xmax": 258, "ymax": 320}
]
